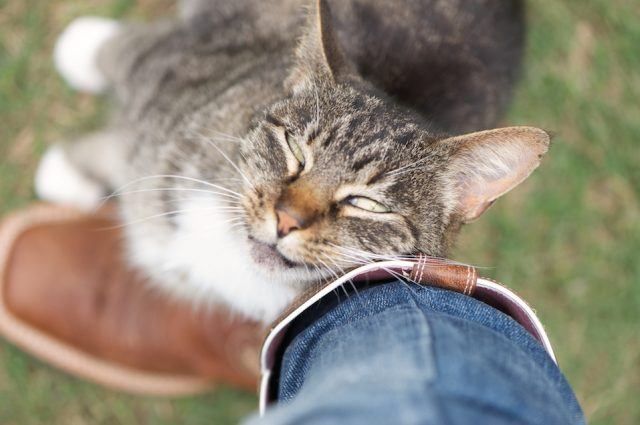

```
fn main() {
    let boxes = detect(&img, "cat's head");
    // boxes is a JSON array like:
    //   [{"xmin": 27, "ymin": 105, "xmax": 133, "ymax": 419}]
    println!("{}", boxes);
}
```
[{"xmin": 238, "ymin": 0, "xmax": 549, "ymax": 285}]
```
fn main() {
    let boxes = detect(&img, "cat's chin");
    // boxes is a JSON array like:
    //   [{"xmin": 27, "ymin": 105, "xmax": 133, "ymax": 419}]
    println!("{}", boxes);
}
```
[{"xmin": 248, "ymin": 237, "xmax": 301, "ymax": 272}]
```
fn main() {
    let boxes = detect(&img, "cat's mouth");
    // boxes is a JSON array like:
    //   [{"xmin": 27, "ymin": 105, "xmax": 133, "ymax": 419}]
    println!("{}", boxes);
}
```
[{"xmin": 248, "ymin": 237, "xmax": 300, "ymax": 270}]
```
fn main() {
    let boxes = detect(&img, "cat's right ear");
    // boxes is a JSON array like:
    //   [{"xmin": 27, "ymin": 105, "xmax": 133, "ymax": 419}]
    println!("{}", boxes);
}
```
[
  {"xmin": 439, "ymin": 126, "xmax": 551, "ymax": 223},
  {"xmin": 286, "ymin": 0, "xmax": 357, "ymax": 92}
]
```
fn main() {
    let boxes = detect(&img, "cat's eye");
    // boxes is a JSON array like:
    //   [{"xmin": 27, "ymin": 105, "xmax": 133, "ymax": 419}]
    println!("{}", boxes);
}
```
[
  {"xmin": 285, "ymin": 132, "xmax": 305, "ymax": 166},
  {"xmin": 345, "ymin": 196, "xmax": 391, "ymax": 213}
]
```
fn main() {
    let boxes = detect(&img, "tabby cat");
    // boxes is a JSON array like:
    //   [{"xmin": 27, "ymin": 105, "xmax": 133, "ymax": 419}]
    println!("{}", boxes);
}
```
[{"xmin": 36, "ymin": 0, "xmax": 549, "ymax": 322}]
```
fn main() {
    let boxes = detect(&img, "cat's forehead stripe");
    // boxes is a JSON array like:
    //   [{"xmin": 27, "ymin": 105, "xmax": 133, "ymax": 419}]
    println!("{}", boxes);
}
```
[
  {"xmin": 265, "ymin": 113, "xmax": 285, "ymax": 128},
  {"xmin": 366, "ymin": 169, "xmax": 388, "ymax": 185},
  {"xmin": 307, "ymin": 126, "xmax": 321, "ymax": 144},
  {"xmin": 320, "ymin": 124, "xmax": 340, "ymax": 148}
]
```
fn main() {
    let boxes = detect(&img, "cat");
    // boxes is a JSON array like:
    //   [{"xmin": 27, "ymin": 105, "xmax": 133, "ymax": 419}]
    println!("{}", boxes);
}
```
[{"xmin": 35, "ymin": 0, "xmax": 549, "ymax": 323}]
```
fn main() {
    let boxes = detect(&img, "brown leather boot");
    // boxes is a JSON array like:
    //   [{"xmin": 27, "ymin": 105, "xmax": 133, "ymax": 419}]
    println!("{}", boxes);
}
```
[{"xmin": 0, "ymin": 203, "xmax": 263, "ymax": 396}]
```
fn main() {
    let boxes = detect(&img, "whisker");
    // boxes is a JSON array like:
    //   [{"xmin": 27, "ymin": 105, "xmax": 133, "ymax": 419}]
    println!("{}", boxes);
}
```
[
  {"xmin": 97, "ymin": 175, "xmax": 244, "ymax": 211},
  {"xmin": 323, "ymin": 254, "xmax": 363, "ymax": 300},
  {"xmin": 168, "ymin": 217, "xmax": 248, "ymax": 244},
  {"xmin": 104, "ymin": 187, "xmax": 244, "ymax": 203},
  {"xmin": 384, "ymin": 156, "xmax": 432, "ymax": 178},
  {"xmin": 378, "ymin": 266, "xmax": 420, "ymax": 295},
  {"xmin": 196, "ymin": 136, "xmax": 256, "ymax": 190},
  {"xmin": 103, "ymin": 206, "xmax": 247, "ymax": 230},
  {"xmin": 312, "ymin": 263, "xmax": 342, "ymax": 303},
  {"xmin": 164, "ymin": 199, "xmax": 245, "ymax": 208},
  {"xmin": 328, "ymin": 243, "xmax": 463, "ymax": 266},
  {"xmin": 212, "ymin": 130, "xmax": 244, "ymax": 144},
  {"xmin": 313, "ymin": 80, "xmax": 320, "ymax": 127},
  {"xmin": 318, "ymin": 257, "xmax": 349, "ymax": 298}
]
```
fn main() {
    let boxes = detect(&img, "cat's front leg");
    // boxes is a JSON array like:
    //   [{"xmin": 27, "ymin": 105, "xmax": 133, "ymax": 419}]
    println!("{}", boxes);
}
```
[{"xmin": 35, "ymin": 130, "xmax": 131, "ymax": 211}]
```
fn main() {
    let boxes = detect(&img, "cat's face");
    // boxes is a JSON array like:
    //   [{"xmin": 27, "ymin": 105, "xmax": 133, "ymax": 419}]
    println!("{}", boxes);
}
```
[
  {"xmin": 234, "ymin": 0, "xmax": 549, "ymax": 288},
  {"xmin": 239, "ymin": 82, "xmax": 449, "ymax": 284},
  {"xmin": 238, "ymin": 80, "xmax": 549, "ymax": 289}
]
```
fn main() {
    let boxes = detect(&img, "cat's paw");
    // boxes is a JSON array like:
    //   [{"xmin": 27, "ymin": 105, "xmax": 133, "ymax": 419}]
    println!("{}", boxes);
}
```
[
  {"xmin": 35, "ymin": 145, "xmax": 105, "ymax": 211},
  {"xmin": 54, "ymin": 16, "xmax": 121, "ymax": 94}
]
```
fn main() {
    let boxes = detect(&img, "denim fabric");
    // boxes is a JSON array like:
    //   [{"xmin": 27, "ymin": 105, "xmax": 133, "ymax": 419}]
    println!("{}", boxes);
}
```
[{"xmin": 249, "ymin": 281, "xmax": 585, "ymax": 425}]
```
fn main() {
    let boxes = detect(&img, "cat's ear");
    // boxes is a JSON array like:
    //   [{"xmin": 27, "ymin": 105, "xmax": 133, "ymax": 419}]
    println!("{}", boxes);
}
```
[
  {"xmin": 287, "ymin": 0, "xmax": 357, "ymax": 90},
  {"xmin": 313, "ymin": 0, "xmax": 353, "ymax": 80},
  {"xmin": 441, "ymin": 126, "xmax": 551, "ymax": 223}
]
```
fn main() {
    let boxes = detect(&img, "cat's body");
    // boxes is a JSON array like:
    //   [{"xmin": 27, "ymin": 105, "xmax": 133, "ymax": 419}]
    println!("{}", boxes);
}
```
[{"xmin": 37, "ymin": 0, "xmax": 548, "ymax": 322}]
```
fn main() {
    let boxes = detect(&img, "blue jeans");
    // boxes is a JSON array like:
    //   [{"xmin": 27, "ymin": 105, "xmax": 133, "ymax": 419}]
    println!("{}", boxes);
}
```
[{"xmin": 248, "ymin": 281, "xmax": 585, "ymax": 424}]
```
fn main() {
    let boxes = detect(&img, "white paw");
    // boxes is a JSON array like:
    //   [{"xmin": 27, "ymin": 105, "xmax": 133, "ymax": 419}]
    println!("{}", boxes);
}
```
[
  {"xmin": 35, "ymin": 146, "xmax": 104, "ymax": 211},
  {"xmin": 54, "ymin": 16, "xmax": 121, "ymax": 94}
]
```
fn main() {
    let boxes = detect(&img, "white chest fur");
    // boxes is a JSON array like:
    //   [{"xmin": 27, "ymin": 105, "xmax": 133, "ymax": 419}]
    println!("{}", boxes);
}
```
[{"xmin": 126, "ymin": 196, "xmax": 298, "ymax": 323}]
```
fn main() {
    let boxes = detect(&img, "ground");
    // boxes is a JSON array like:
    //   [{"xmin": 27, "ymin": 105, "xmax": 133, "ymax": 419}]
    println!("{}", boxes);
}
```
[{"xmin": 0, "ymin": 0, "xmax": 638, "ymax": 424}]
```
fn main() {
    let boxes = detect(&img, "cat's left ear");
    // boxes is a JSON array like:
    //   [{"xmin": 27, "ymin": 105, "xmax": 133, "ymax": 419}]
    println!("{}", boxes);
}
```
[
  {"xmin": 441, "ymin": 126, "xmax": 551, "ymax": 223},
  {"xmin": 287, "ymin": 0, "xmax": 358, "ymax": 91}
]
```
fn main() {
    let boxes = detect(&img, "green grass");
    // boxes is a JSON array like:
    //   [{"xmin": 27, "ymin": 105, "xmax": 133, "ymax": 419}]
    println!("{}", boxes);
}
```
[{"xmin": 0, "ymin": 0, "xmax": 638, "ymax": 423}]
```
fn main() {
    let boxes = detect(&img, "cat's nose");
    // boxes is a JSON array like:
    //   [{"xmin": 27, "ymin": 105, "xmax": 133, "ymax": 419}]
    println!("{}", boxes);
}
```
[{"xmin": 275, "ymin": 208, "xmax": 302, "ymax": 238}]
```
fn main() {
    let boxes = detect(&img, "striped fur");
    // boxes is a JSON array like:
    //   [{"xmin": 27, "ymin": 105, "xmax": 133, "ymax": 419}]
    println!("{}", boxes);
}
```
[{"xmin": 49, "ymin": 0, "xmax": 547, "ymax": 322}]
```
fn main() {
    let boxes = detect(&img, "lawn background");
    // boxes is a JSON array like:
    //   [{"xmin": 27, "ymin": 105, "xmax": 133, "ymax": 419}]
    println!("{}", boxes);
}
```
[{"xmin": 0, "ymin": 0, "xmax": 638, "ymax": 423}]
